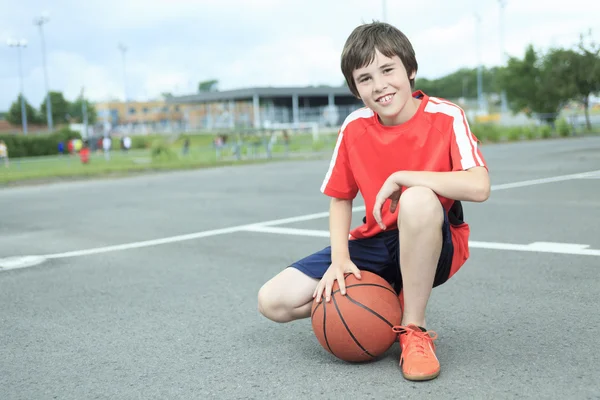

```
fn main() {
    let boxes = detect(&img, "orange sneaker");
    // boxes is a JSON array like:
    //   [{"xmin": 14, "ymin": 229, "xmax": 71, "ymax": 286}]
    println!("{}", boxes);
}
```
[{"xmin": 392, "ymin": 324, "xmax": 440, "ymax": 381}]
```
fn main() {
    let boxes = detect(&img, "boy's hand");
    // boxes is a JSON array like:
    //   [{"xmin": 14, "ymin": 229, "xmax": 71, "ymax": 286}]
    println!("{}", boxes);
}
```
[
  {"xmin": 313, "ymin": 259, "xmax": 361, "ymax": 303},
  {"xmin": 373, "ymin": 173, "xmax": 402, "ymax": 230}
]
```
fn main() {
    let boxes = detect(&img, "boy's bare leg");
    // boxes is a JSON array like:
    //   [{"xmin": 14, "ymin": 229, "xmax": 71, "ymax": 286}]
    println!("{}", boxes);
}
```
[
  {"xmin": 258, "ymin": 267, "xmax": 319, "ymax": 323},
  {"xmin": 398, "ymin": 186, "xmax": 444, "ymax": 328}
]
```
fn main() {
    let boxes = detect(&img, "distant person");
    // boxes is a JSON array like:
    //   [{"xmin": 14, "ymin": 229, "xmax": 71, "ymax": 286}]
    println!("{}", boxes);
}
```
[
  {"xmin": 213, "ymin": 135, "xmax": 223, "ymax": 159},
  {"xmin": 74, "ymin": 138, "xmax": 83, "ymax": 153},
  {"xmin": 282, "ymin": 130, "xmax": 290, "ymax": 157},
  {"xmin": 58, "ymin": 141, "xmax": 65, "ymax": 155},
  {"xmin": 102, "ymin": 136, "xmax": 112, "ymax": 161},
  {"xmin": 79, "ymin": 141, "xmax": 90, "ymax": 164},
  {"xmin": 257, "ymin": 21, "xmax": 490, "ymax": 381},
  {"xmin": 0, "ymin": 140, "xmax": 9, "ymax": 167},
  {"xmin": 123, "ymin": 135, "xmax": 132, "ymax": 153},
  {"xmin": 182, "ymin": 138, "xmax": 190, "ymax": 155}
]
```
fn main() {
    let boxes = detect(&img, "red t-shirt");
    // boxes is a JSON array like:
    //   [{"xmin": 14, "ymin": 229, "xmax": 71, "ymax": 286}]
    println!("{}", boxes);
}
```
[{"xmin": 320, "ymin": 91, "xmax": 487, "ymax": 276}]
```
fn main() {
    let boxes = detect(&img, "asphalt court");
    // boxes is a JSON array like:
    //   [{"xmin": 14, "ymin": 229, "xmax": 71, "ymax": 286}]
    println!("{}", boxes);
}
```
[{"xmin": 1, "ymin": 136, "xmax": 599, "ymax": 399}]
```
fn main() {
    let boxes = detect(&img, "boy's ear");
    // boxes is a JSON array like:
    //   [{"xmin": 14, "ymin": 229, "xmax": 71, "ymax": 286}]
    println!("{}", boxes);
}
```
[{"xmin": 409, "ymin": 70, "xmax": 416, "ymax": 80}]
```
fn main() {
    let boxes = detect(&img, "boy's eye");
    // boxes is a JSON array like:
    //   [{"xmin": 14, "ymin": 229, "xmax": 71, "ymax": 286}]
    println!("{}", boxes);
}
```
[
  {"xmin": 359, "ymin": 77, "xmax": 371, "ymax": 83},
  {"xmin": 383, "ymin": 68, "xmax": 393, "ymax": 74}
]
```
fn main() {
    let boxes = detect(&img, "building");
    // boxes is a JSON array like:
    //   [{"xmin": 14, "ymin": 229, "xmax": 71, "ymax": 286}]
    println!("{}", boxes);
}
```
[
  {"xmin": 93, "ymin": 86, "xmax": 363, "ymax": 135},
  {"xmin": 168, "ymin": 86, "xmax": 363, "ymax": 132},
  {"xmin": 95, "ymin": 99, "xmax": 185, "ymax": 135}
]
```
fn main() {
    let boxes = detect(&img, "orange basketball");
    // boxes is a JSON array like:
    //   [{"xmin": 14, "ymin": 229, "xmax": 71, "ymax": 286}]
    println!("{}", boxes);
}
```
[{"xmin": 311, "ymin": 270, "xmax": 402, "ymax": 363}]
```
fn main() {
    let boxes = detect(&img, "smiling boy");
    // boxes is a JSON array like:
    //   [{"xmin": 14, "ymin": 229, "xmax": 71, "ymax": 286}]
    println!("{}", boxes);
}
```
[{"xmin": 258, "ymin": 21, "xmax": 490, "ymax": 381}]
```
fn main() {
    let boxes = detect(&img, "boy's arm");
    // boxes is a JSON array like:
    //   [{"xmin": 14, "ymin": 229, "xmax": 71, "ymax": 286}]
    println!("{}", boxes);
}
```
[
  {"xmin": 329, "ymin": 197, "xmax": 353, "ymax": 262},
  {"xmin": 389, "ymin": 166, "xmax": 490, "ymax": 202}
]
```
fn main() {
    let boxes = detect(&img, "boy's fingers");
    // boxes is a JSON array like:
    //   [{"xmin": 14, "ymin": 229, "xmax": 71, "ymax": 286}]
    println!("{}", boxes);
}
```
[
  {"xmin": 338, "ymin": 273, "xmax": 346, "ymax": 295},
  {"xmin": 325, "ymin": 280, "xmax": 333, "ymax": 302},
  {"xmin": 314, "ymin": 282, "xmax": 324, "ymax": 303},
  {"xmin": 389, "ymin": 198, "xmax": 398, "ymax": 213}
]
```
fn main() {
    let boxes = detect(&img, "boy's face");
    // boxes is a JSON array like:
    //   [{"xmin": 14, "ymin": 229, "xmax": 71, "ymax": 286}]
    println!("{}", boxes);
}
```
[{"xmin": 352, "ymin": 49, "xmax": 417, "ymax": 126}]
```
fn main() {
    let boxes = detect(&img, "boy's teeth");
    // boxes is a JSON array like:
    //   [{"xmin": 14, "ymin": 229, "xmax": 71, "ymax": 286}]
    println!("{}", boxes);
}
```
[{"xmin": 379, "ymin": 95, "xmax": 392, "ymax": 102}]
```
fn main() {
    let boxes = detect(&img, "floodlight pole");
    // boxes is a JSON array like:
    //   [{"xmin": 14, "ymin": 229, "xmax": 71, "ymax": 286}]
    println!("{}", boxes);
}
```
[
  {"xmin": 34, "ymin": 15, "xmax": 53, "ymax": 132},
  {"xmin": 498, "ymin": 0, "xmax": 508, "ymax": 113},
  {"xmin": 475, "ymin": 13, "xmax": 484, "ymax": 113},
  {"xmin": 8, "ymin": 39, "xmax": 28, "ymax": 135},
  {"xmin": 82, "ymin": 87, "xmax": 89, "ymax": 139},
  {"xmin": 118, "ymin": 43, "xmax": 129, "ymax": 126},
  {"xmin": 382, "ymin": 0, "xmax": 387, "ymax": 22}
]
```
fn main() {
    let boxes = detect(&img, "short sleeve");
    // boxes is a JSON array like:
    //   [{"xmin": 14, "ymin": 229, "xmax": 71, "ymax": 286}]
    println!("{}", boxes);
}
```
[
  {"xmin": 449, "ymin": 109, "xmax": 487, "ymax": 171},
  {"xmin": 319, "ymin": 131, "xmax": 358, "ymax": 199}
]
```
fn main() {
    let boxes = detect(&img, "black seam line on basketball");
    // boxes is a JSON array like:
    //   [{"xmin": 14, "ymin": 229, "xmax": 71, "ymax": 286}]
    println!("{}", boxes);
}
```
[
  {"xmin": 323, "ymin": 299, "xmax": 334, "ymax": 355},
  {"xmin": 344, "ymin": 294, "xmax": 395, "ymax": 328},
  {"xmin": 312, "ymin": 300, "xmax": 321, "ymax": 318},
  {"xmin": 331, "ymin": 283, "xmax": 397, "ymax": 297},
  {"xmin": 332, "ymin": 295, "xmax": 375, "ymax": 359},
  {"xmin": 312, "ymin": 283, "xmax": 395, "ymax": 317}
]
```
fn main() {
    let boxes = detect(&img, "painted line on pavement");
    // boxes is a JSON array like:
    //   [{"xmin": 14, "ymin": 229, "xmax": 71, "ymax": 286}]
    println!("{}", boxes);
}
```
[
  {"xmin": 1, "ymin": 169, "xmax": 599, "ymax": 271},
  {"xmin": 242, "ymin": 226, "xmax": 600, "ymax": 257}
]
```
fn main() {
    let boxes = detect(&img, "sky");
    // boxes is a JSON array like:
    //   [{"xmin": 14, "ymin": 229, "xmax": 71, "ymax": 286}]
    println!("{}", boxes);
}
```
[{"xmin": 0, "ymin": 0, "xmax": 599, "ymax": 111}]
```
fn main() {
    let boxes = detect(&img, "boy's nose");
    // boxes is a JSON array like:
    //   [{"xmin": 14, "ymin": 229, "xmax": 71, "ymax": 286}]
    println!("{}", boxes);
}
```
[{"xmin": 372, "ymin": 76, "xmax": 388, "ymax": 93}]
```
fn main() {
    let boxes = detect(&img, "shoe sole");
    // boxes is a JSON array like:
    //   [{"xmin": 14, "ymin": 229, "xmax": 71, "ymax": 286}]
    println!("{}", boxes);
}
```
[{"xmin": 402, "ymin": 370, "xmax": 440, "ymax": 381}]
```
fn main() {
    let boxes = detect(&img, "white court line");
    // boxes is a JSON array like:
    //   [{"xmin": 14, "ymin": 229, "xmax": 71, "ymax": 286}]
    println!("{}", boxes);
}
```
[
  {"xmin": 1, "ymin": 169, "xmax": 599, "ymax": 270},
  {"xmin": 258, "ymin": 169, "xmax": 600, "ymax": 226},
  {"xmin": 243, "ymin": 226, "xmax": 600, "ymax": 257}
]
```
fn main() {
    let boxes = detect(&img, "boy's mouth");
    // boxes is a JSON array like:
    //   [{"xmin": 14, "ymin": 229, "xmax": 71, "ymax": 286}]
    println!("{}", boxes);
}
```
[{"xmin": 376, "ymin": 93, "xmax": 394, "ymax": 105}]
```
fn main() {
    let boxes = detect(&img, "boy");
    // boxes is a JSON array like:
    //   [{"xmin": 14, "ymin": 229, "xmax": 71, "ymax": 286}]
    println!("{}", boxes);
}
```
[{"xmin": 257, "ymin": 21, "xmax": 490, "ymax": 381}]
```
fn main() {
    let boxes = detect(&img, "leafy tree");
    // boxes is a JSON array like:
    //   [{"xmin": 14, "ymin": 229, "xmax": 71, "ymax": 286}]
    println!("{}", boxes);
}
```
[
  {"xmin": 40, "ymin": 91, "xmax": 70, "ymax": 124},
  {"xmin": 571, "ymin": 31, "xmax": 600, "ymax": 131},
  {"xmin": 498, "ymin": 45, "xmax": 572, "ymax": 124},
  {"xmin": 198, "ymin": 79, "xmax": 219, "ymax": 92},
  {"xmin": 6, "ymin": 94, "xmax": 42, "ymax": 125},
  {"xmin": 415, "ymin": 67, "xmax": 499, "ymax": 100},
  {"xmin": 68, "ymin": 95, "xmax": 97, "ymax": 124}
]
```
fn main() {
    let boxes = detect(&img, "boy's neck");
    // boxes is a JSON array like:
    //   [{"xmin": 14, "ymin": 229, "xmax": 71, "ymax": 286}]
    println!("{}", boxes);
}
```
[{"xmin": 379, "ymin": 97, "xmax": 422, "ymax": 126}]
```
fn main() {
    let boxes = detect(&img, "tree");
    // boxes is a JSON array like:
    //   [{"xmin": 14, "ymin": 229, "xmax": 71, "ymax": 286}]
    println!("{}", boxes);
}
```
[
  {"xmin": 40, "ymin": 91, "xmax": 70, "ymax": 124},
  {"xmin": 415, "ymin": 67, "xmax": 499, "ymax": 100},
  {"xmin": 198, "ymin": 79, "xmax": 219, "ymax": 92},
  {"xmin": 68, "ymin": 95, "xmax": 97, "ymax": 124},
  {"xmin": 6, "ymin": 94, "xmax": 42, "ymax": 126},
  {"xmin": 572, "ymin": 31, "xmax": 600, "ymax": 131},
  {"xmin": 498, "ymin": 45, "xmax": 572, "ymax": 124}
]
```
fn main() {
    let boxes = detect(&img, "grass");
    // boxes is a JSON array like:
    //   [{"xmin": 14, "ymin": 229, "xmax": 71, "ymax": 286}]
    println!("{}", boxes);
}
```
[
  {"xmin": 0, "ymin": 133, "xmax": 338, "ymax": 185},
  {"xmin": 1, "ymin": 125, "xmax": 598, "ymax": 186}
]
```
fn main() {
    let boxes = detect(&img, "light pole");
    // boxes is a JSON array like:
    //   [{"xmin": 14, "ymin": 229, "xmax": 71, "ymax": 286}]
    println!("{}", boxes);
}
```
[
  {"xmin": 7, "ymin": 39, "xmax": 28, "ymax": 135},
  {"xmin": 81, "ymin": 87, "xmax": 89, "ymax": 139},
  {"xmin": 498, "ymin": 0, "xmax": 508, "ymax": 113},
  {"xmin": 118, "ymin": 42, "xmax": 129, "ymax": 127},
  {"xmin": 475, "ymin": 13, "xmax": 485, "ymax": 114},
  {"xmin": 382, "ymin": 0, "xmax": 387, "ymax": 22},
  {"xmin": 33, "ymin": 14, "xmax": 53, "ymax": 132}
]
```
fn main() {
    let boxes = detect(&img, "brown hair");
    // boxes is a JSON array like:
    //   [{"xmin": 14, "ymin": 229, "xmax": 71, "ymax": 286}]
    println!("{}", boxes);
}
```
[{"xmin": 341, "ymin": 21, "xmax": 418, "ymax": 97}]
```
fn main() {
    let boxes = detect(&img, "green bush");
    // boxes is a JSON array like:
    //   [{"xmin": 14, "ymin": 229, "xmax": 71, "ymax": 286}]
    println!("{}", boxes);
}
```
[
  {"xmin": 473, "ymin": 124, "xmax": 502, "ymax": 142},
  {"xmin": 0, "ymin": 127, "xmax": 81, "ymax": 158},
  {"xmin": 523, "ymin": 126, "xmax": 538, "ymax": 140},
  {"xmin": 540, "ymin": 125, "xmax": 552, "ymax": 139},
  {"xmin": 556, "ymin": 118, "xmax": 571, "ymax": 137},
  {"xmin": 131, "ymin": 136, "xmax": 151, "ymax": 149},
  {"xmin": 507, "ymin": 127, "xmax": 522, "ymax": 141},
  {"xmin": 150, "ymin": 139, "xmax": 177, "ymax": 162}
]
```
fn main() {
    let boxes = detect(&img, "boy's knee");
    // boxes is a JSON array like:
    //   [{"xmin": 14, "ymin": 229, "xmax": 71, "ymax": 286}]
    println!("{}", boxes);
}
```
[
  {"xmin": 398, "ymin": 186, "xmax": 444, "ymax": 226},
  {"xmin": 257, "ymin": 283, "xmax": 290, "ymax": 323}
]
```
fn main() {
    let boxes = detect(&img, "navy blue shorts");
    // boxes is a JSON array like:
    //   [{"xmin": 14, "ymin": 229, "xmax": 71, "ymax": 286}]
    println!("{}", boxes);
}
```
[{"xmin": 290, "ymin": 210, "xmax": 455, "ymax": 294}]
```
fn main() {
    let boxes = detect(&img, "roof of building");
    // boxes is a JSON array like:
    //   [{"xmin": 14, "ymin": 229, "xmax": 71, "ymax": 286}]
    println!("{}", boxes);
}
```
[{"xmin": 167, "ymin": 86, "xmax": 355, "ymax": 103}]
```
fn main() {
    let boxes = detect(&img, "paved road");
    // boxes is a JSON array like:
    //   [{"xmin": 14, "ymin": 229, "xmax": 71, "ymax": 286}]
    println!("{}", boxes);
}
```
[{"xmin": 1, "ymin": 136, "xmax": 599, "ymax": 399}]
